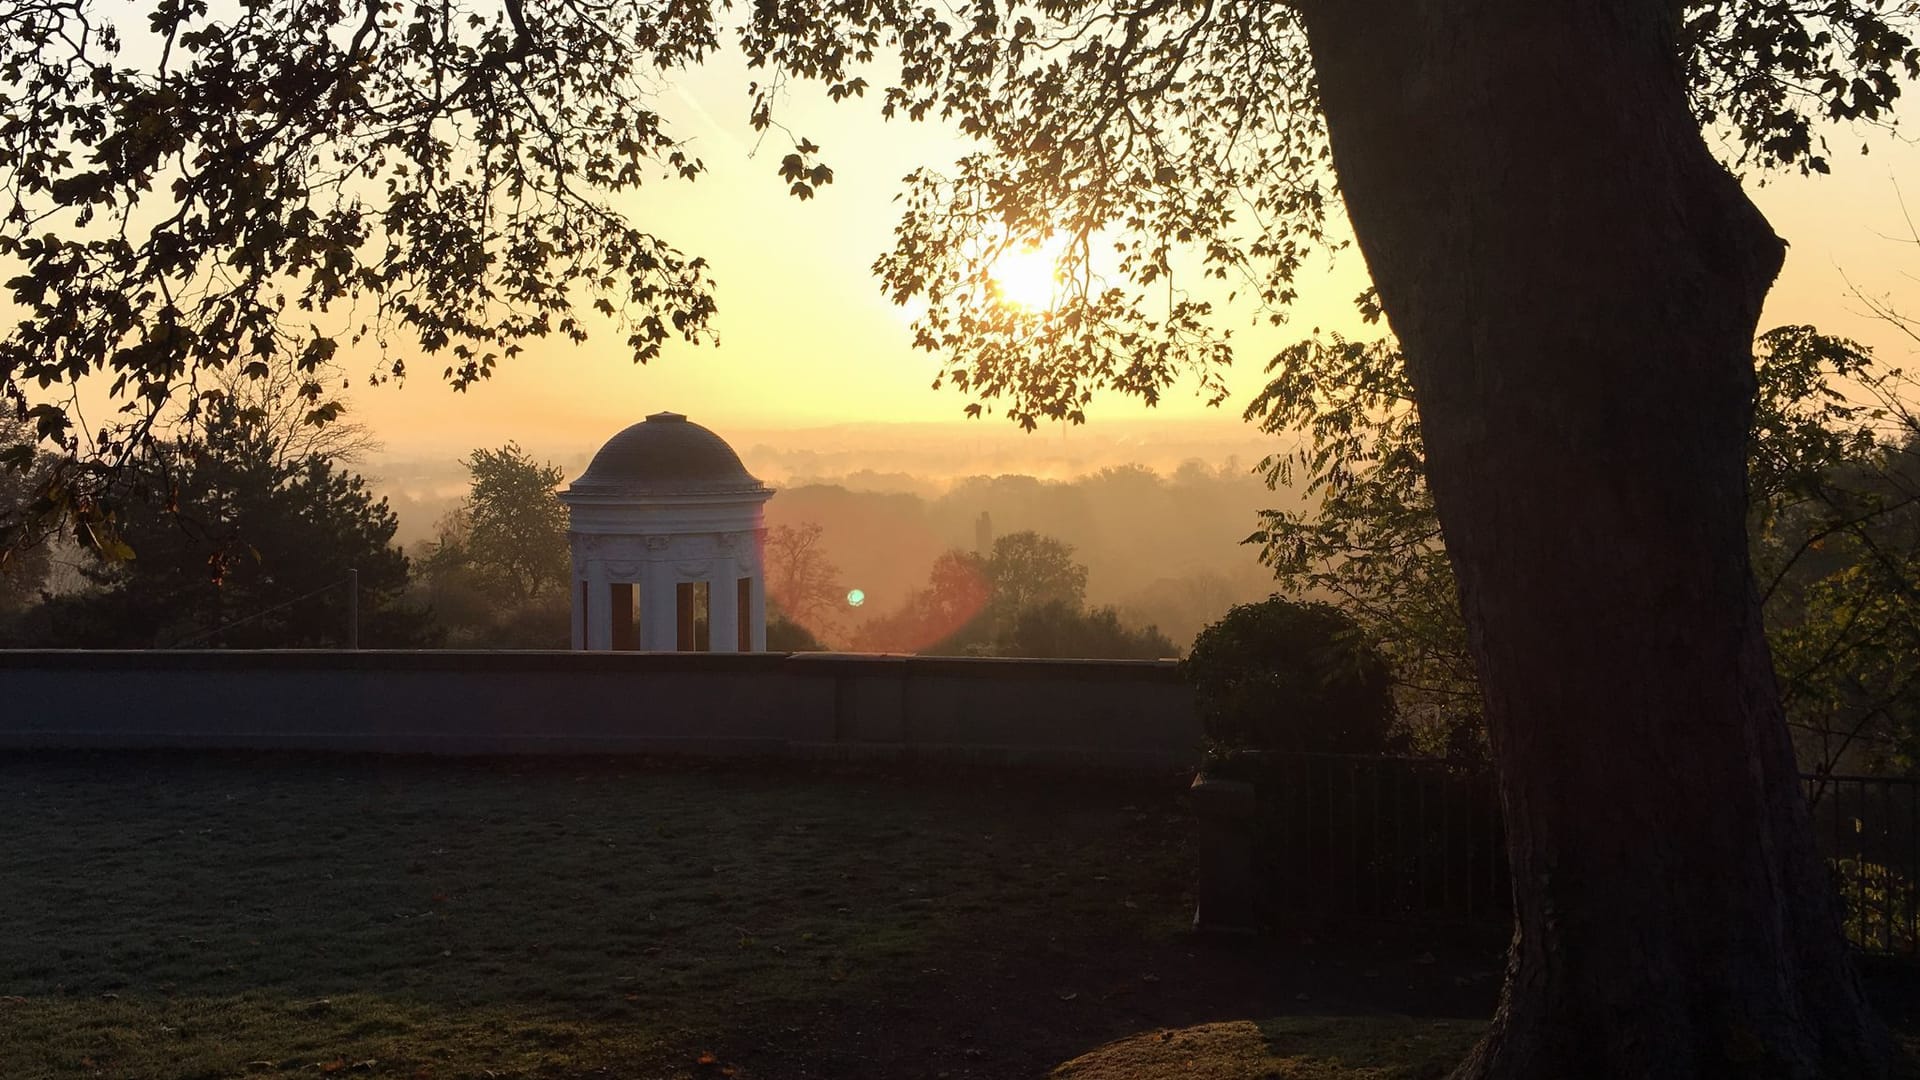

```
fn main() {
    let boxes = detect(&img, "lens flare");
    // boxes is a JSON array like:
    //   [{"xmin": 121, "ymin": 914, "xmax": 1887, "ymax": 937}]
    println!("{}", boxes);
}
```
[{"xmin": 846, "ymin": 588, "xmax": 866, "ymax": 607}]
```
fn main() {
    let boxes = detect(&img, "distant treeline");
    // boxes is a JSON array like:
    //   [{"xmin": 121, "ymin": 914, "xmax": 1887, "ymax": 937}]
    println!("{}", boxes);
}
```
[
  {"xmin": 765, "ymin": 463, "xmax": 1286, "ymax": 650},
  {"xmin": 0, "ymin": 387, "xmax": 1281, "ymax": 657}
]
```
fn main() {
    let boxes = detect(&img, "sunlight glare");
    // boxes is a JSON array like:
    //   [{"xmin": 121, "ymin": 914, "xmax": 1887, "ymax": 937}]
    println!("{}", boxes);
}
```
[{"xmin": 988, "ymin": 242, "xmax": 1063, "ymax": 312}]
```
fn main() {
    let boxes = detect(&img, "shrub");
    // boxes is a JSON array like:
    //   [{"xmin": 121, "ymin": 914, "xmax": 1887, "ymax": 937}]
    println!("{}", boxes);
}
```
[
  {"xmin": 1002, "ymin": 600, "xmax": 1176, "ymax": 659},
  {"xmin": 1183, "ymin": 596, "xmax": 1397, "ymax": 754},
  {"xmin": 767, "ymin": 611, "xmax": 828, "ymax": 652}
]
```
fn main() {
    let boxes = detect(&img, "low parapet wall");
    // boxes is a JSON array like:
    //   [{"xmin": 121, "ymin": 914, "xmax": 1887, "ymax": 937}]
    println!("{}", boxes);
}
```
[{"xmin": 0, "ymin": 651, "xmax": 1201, "ymax": 770}]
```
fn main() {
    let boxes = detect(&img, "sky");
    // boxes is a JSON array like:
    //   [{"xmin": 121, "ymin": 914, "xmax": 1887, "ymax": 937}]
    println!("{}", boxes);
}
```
[
  {"xmin": 53, "ymin": 19, "xmax": 1920, "ymax": 473},
  {"xmin": 290, "ymin": 46, "xmax": 1920, "ymax": 468}
]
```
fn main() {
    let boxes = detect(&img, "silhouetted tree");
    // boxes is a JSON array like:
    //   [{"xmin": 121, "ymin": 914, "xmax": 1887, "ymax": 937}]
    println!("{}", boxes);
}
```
[
  {"xmin": 764, "ymin": 522, "xmax": 845, "ymax": 639},
  {"xmin": 458, "ymin": 444, "xmax": 569, "ymax": 604},
  {"xmin": 1003, "ymin": 600, "xmax": 1175, "ymax": 661},
  {"xmin": 849, "ymin": 548, "xmax": 993, "ymax": 654},
  {"xmin": 894, "ymin": 536, "xmax": 1168, "ymax": 658},
  {"xmin": 417, "ymin": 444, "xmax": 570, "ymax": 647},
  {"xmin": 12, "ymin": 399, "xmax": 431, "ymax": 648},
  {"xmin": 983, "ymin": 531, "xmax": 1087, "ymax": 631}
]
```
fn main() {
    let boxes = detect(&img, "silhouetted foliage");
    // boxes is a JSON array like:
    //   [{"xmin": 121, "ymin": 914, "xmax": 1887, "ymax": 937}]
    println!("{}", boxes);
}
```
[
  {"xmin": 3, "ymin": 0, "xmax": 1910, "ymax": 517},
  {"xmin": 0, "ymin": 416, "xmax": 51, "ymax": 614},
  {"xmin": 459, "ymin": 444, "xmax": 570, "ymax": 604},
  {"xmin": 418, "ymin": 443, "xmax": 570, "ymax": 647},
  {"xmin": 1245, "ymin": 324, "xmax": 1920, "ymax": 773},
  {"xmin": 767, "ymin": 608, "xmax": 828, "ymax": 652},
  {"xmin": 983, "ymin": 531, "xmax": 1088, "ymax": 631},
  {"xmin": 6, "ymin": 398, "xmax": 432, "ymax": 648},
  {"xmin": 852, "ymin": 547, "xmax": 993, "ymax": 654},
  {"xmin": 1752, "ymin": 325, "xmax": 1920, "ymax": 774},
  {"xmin": 1184, "ymin": 597, "xmax": 1397, "ymax": 756},
  {"xmin": 1003, "ymin": 600, "xmax": 1175, "ymax": 660}
]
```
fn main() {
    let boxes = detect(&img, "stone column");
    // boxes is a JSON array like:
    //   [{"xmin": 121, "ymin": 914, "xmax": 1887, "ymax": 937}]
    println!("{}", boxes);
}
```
[
  {"xmin": 708, "ymin": 557, "xmax": 740, "ymax": 653},
  {"xmin": 748, "ymin": 571, "xmax": 767, "ymax": 652},
  {"xmin": 584, "ymin": 562, "xmax": 612, "ymax": 651},
  {"xmin": 641, "ymin": 559, "xmax": 677, "ymax": 650},
  {"xmin": 570, "ymin": 576, "xmax": 586, "ymax": 650}
]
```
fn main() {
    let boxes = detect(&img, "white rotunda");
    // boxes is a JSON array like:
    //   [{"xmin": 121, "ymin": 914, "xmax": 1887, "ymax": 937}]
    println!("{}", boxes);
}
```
[{"xmin": 560, "ymin": 412, "xmax": 773, "ymax": 651}]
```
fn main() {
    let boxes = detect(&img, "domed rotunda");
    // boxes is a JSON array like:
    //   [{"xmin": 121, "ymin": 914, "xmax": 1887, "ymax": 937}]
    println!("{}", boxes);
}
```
[{"xmin": 560, "ymin": 412, "xmax": 773, "ymax": 651}]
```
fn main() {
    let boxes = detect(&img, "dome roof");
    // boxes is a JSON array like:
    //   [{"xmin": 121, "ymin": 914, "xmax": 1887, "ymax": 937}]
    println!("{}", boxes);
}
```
[{"xmin": 567, "ymin": 412, "xmax": 767, "ymax": 497}]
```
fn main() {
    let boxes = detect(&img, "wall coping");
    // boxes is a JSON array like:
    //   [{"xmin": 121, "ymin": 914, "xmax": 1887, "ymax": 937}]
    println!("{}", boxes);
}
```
[{"xmin": 0, "ymin": 649, "xmax": 1185, "ymax": 682}]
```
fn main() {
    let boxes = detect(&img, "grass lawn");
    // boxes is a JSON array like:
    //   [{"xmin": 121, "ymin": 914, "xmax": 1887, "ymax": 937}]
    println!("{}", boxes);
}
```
[{"xmin": 31, "ymin": 749, "xmax": 1895, "ymax": 1079}]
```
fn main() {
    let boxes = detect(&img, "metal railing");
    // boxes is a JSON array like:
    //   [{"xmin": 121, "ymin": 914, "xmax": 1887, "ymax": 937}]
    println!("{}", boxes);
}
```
[
  {"xmin": 1805, "ymin": 773, "xmax": 1920, "ymax": 954},
  {"xmin": 1239, "ymin": 752, "xmax": 1511, "ymax": 927},
  {"xmin": 1229, "ymin": 752, "xmax": 1920, "ymax": 954}
]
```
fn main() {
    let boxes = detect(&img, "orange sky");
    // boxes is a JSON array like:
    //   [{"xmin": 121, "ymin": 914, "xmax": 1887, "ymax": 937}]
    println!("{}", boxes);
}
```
[{"xmin": 141, "ymin": 49, "xmax": 1920, "ymax": 461}]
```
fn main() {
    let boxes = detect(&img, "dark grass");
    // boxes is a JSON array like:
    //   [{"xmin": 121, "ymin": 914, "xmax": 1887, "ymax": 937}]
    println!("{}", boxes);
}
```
[
  {"xmin": 24, "ymin": 751, "xmax": 1910, "ymax": 1078},
  {"xmin": 0, "ymin": 750, "xmax": 1515, "ymax": 1079}
]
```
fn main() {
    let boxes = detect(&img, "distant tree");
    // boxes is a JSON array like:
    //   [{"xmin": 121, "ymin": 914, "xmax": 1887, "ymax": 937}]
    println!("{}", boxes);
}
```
[
  {"xmin": 416, "ymin": 445, "xmax": 570, "ymax": 647},
  {"xmin": 927, "ymin": 548, "xmax": 994, "ymax": 628},
  {"xmin": 1113, "ymin": 570, "xmax": 1250, "ymax": 659},
  {"xmin": 456, "ymin": 444, "xmax": 570, "ymax": 604},
  {"xmin": 849, "ymin": 548, "xmax": 993, "ymax": 654},
  {"xmin": 210, "ymin": 362, "xmax": 380, "ymax": 471},
  {"xmin": 983, "ymin": 531, "xmax": 1087, "ymax": 630},
  {"xmin": 1003, "ymin": 600, "xmax": 1175, "ymax": 660},
  {"xmin": 1183, "ymin": 597, "xmax": 1398, "ymax": 757},
  {"xmin": 764, "ymin": 522, "xmax": 844, "ymax": 638},
  {"xmin": 896, "ymin": 537, "xmax": 1172, "ymax": 658},
  {"xmin": 10, "ymin": 397, "xmax": 431, "ymax": 648}
]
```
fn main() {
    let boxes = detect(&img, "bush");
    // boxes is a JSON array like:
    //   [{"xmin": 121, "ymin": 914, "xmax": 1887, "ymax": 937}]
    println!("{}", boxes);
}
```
[
  {"xmin": 1002, "ymin": 600, "xmax": 1175, "ymax": 659},
  {"xmin": 1183, "ymin": 596, "xmax": 1397, "ymax": 754},
  {"xmin": 767, "ymin": 611, "xmax": 828, "ymax": 652}
]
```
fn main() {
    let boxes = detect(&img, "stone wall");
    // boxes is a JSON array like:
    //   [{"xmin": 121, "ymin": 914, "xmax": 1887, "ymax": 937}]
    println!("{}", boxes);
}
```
[{"xmin": 0, "ymin": 651, "xmax": 1199, "ymax": 770}]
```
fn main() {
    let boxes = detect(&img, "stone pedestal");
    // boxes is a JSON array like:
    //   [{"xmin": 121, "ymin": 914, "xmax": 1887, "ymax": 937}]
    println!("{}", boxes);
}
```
[{"xmin": 1190, "ymin": 772, "xmax": 1259, "ymax": 934}]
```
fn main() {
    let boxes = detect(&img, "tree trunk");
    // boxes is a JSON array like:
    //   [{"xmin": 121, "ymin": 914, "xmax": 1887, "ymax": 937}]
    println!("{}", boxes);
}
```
[{"xmin": 1295, "ymin": 2, "xmax": 1891, "ymax": 1076}]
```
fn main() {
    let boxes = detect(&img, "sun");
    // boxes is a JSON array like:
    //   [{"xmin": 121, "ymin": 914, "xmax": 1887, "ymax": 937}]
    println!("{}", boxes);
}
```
[{"xmin": 987, "ymin": 242, "xmax": 1062, "ymax": 311}]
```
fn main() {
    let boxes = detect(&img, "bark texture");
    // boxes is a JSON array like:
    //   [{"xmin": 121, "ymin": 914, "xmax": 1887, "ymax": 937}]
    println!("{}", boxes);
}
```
[{"xmin": 1296, "ymin": 2, "xmax": 1891, "ymax": 1076}]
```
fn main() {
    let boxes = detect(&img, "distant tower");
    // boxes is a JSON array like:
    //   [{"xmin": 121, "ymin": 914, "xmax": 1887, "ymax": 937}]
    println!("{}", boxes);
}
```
[
  {"xmin": 974, "ymin": 510, "xmax": 994, "ymax": 554},
  {"xmin": 559, "ymin": 412, "xmax": 774, "ymax": 651}
]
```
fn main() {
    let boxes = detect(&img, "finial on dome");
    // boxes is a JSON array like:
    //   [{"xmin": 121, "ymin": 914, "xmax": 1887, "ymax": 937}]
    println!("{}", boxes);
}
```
[{"xmin": 646, "ymin": 411, "xmax": 687, "ymax": 423}]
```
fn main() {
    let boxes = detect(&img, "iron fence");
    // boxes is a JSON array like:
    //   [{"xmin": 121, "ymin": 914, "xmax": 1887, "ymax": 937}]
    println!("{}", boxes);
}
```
[
  {"xmin": 1232, "ymin": 752, "xmax": 1512, "ymax": 927},
  {"xmin": 1805, "ymin": 773, "xmax": 1920, "ymax": 955},
  {"xmin": 1224, "ymin": 752, "xmax": 1920, "ymax": 954}
]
